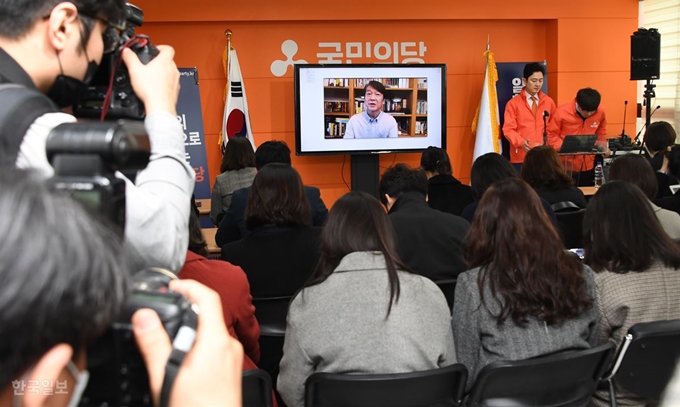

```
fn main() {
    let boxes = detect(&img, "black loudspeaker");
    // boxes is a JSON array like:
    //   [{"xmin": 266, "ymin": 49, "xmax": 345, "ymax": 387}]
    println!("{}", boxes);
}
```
[{"xmin": 631, "ymin": 28, "xmax": 661, "ymax": 80}]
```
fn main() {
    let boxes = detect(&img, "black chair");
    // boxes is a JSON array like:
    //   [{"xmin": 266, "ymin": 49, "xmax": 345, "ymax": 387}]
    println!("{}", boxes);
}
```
[
  {"xmin": 304, "ymin": 363, "xmax": 468, "ymax": 407},
  {"xmin": 553, "ymin": 203, "xmax": 586, "ymax": 249},
  {"xmin": 434, "ymin": 278, "xmax": 457, "ymax": 313},
  {"xmin": 253, "ymin": 296, "xmax": 293, "ymax": 407},
  {"xmin": 243, "ymin": 369, "xmax": 274, "ymax": 407},
  {"xmin": 466, "ymin": 342, "xmax": 616, "ymax": 407},
  {"xmin": 600, "ymin": 319, "xmax": 680, "ymax": 407}
]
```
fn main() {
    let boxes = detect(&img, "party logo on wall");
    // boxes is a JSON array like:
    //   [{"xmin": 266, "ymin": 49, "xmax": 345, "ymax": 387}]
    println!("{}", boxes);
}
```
[{"xmin": 270, "ymin": 39, "xmax": 429, "ymax": 77}]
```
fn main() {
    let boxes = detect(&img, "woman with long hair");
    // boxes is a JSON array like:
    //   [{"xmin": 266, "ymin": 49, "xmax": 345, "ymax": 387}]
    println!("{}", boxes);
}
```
[
  {"xmin": 420, "ymin": 146, "xmax": 474, "ymax": 216},
  {"xmin": 453, "ymin": 178, "xmax": 597, "ymax": 389},
  {"xmin": 210, "ymin": 136, "xmax": 257, "ymax": 225},
  {"xmin": 521, "ymin": 145, "xmax": 587, "ymax": 207},
  {"xmin": 584, "ymin": 181, "xmax": 680, "ymax": 407},
  {"xmin": 278, "ymin": 191, "xmax": 455, "ymax": 407}
]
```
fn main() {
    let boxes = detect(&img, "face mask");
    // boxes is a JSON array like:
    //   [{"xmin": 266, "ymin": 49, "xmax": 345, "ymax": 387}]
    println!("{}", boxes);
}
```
[
  {"xmin": 65, "ymin": 360, "xmax": 90, "ymax": 407},
  {"xmin": 47, "ymin": 23, "xmax": 100, "ymax": 108}
]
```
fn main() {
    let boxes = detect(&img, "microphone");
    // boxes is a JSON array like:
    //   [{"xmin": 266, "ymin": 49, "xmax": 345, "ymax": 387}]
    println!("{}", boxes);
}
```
[
  {"xmin": 621, "ymin": 100, "xmax": 631, "ymax": 146},
  {"xmin": 542, "ymin": 110, "xmax": 549, "ymax": 145},
  {"xmin": 633, "ymin": 105, "xmax": 661, "ymax": 146}
]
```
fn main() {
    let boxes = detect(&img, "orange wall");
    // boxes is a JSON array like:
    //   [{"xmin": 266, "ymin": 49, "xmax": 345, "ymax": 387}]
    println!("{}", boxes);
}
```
[{"xmin": 133, "ymin": 0, "xmax": 638, "ymax": 207}]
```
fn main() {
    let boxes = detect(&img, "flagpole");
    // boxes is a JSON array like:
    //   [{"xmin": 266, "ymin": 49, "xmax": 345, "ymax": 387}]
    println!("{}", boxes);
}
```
[{"xmin": 225, "ymin": 29, "xmax": 233, "ymax": 51}]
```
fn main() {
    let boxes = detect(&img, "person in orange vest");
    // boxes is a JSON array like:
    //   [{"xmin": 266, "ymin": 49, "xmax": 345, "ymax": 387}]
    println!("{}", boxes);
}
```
[
  {"xmin": 548, "ymin": 88, "xmax": 609, "ymax": 186},
  {"xmin": 502, "ymin": 63, "xmax": 557, "ymax": 172}
]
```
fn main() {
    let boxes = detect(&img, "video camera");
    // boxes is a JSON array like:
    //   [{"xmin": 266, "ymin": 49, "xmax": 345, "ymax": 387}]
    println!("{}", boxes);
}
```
[
  {"xmin": 80, "ymin": 268, "xmax": 199, "ymax": 407},
  {"xmin": 73, "ymin": 3, "xmax": 159, "ymax": 120},
  {"xmin": 46, "ymin": 120, "xmax": 151, "ymax": 234}
]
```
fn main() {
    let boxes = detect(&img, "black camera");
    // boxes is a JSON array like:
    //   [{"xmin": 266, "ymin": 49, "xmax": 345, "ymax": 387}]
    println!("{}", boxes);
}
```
[
  {"xmin": 74, "ymin": 3, "xmax": 159, "ymax": 120},
  {"xmin": 46, "ymin": 120, "xmax": 151, "ymax": 233},
  {"xmin": 80, "ymin": 268, "xmax": 199, "ymax": 407}
]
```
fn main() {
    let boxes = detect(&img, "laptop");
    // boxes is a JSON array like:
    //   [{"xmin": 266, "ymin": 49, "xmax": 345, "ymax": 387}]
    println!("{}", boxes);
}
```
[{"xmin": 558, "ymin": 135, "xmax": 599, "ymax": 154}]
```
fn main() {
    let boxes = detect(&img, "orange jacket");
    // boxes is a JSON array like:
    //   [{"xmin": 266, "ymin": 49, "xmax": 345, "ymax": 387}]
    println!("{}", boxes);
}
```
[
  {"xmin": 547, "ymin": 100, "xmax": 607, "ymax": 172},
  {"xmin": 502, "ymin": 89, "xmax": 557, "ymax": 163}
]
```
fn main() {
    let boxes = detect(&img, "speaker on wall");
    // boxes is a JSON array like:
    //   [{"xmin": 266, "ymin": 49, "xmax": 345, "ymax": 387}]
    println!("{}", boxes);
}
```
[{"xmin": 631, "ymin": 28, "xmax": 661, "ymax": 81}]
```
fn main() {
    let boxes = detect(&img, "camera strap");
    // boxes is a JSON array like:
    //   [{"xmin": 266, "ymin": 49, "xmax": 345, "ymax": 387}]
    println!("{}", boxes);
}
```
[
  {"xmin": 160, "ymin": 306, "xmax": 199, "ymax": 407},
  {"xmin": 0, "ymin": 84, "xmax": 57, "ymax": 167}
]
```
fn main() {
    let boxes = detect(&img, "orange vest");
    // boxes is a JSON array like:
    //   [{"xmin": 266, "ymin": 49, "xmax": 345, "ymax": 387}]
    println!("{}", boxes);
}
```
[
  {"xmin": 547, "ymin": 100, "xmax": 608, "ymax": 172},
  {"xmin": 502, "ymin": 89, "xmax": 557, "ymax": 164}
]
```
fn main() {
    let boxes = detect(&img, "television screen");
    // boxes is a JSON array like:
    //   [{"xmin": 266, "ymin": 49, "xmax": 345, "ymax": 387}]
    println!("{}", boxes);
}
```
[{"xmin": 294, "ymin": 64, "xmax": 446, "ymax": 156}]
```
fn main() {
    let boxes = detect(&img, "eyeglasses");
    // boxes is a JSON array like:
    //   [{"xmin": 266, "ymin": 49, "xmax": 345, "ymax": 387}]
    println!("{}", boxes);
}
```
[{"xmin": 79, "ymin": 13, "xmax": 126, "ymax": 54}]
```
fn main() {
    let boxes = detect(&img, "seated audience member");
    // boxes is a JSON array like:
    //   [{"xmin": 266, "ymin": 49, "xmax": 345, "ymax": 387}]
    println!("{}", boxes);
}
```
[
  {"xmin": 221, "ymin": 163, "xmax": 322, "ymax": 393},
  {"xmin": 461, "ymin": 152, "xmax": 557, "ymax": 223},
  {"xmin": 215, "ymin": 140, "xmax": 328, "ymax": 246},
  {"xmin": 211, "ymin": 136, "xmax": 257, "ymax": 225},
  {"xmin": 609, "ymin": 155, "xmax": 680, "ymax": 239},
  {"xmin": 656, "ymin": 145, "xmax": 680, "ymax": 213},
  {"xmin": 278, "ymin": 191, "xmax": 455, "ymax": 407},
  {"xmin": 584, "ymin": 181, "xmax": 680, "ymax": 407},
  {"xmin": 379, "ymin": 164, "xmax": 469, "ymax": 282},
  {"xmin": 521, "ymin": 146, "xmax": 587, "ymax": 208},
  {"xmin": 0, "ymin": 170, "xmax": 243, "ymax": 407},
  {"xmin": 420, "ymin": 146, "xmax": 474, "ymax": 216},
  {"xmin": 180, "ymin": 206, "xmax": 260, "ymax": 370},
  {"xmin": 643, "ymin": 121, "xmax": 677, "ymax": 173},
  {"xmin": 453, "ymin": 178, "xmax": 597, "ymax": 390}
]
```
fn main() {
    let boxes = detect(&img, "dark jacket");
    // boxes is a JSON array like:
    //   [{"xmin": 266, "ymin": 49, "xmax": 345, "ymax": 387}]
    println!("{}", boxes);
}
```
[
  {"xmin": 389, "ymin": 192, "xmax": 470, "ymax": 282},
  {"xmin": 215, "ymin": 185, "xmax": 328, "ymax": 247},
  {"xmin": 533, "ymin": 186, "xmax": 588, "ymax": 208},
  {"xmin": 426, "ymin": 174, "xmax": 475, "ymax": 217},
  {"xmin": 220, "ymin": 226, "xmax": 323, "ymax": 298}
]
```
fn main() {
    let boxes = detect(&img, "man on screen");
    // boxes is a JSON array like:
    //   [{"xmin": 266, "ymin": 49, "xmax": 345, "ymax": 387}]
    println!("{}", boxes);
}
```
[
  {"xmin": 547, "ymin": 87, "xmax": 608, "ymax": 186},
  {"xmin": 344, "ymin": 80, "xmax": 398, "ymax": 139}
]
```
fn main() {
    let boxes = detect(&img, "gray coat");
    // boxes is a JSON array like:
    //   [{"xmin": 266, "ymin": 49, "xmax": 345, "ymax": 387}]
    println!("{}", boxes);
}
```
[
  {"xmin": 209, "ymin": 167, "xmax": 256, "ymax": 225},
  {"xmin": 277, "ymin": 251, "xmax": 456, "ymax": 407},
  {"xmin": 452, "ymin": 265, "xmax": 599, "ymax": 390}
]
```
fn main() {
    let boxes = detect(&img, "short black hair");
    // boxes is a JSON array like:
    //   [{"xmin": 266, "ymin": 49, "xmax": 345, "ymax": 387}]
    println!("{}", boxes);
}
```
[
  {"xmin": 470, "ymin": 153, "xmax": 520, "ymax": 199},
  {"xmin": 644, "ymin": 121, "xmax": 677, "ymax": 153},
  {"xmin": 0, "ymin": 0, "xmax": 126, "ymax": 39},
  {"xmin": 576, "ymin": 88, "xmax": 601, "ymax": 112},
  {"xmin": 366, "ymin": 80, "xmax": 387, "ymax": 95},
  {"xmin": 523, "ymin": 63, "xmax": 546, "ymax": 80},
  {"xmin": 0, "ymin": 169, "xmax": 128, "ymax": 388},
  {"xmin": 379, "ymin": 164, "xmax": 428, "ymax": 205},
  {"xmin": 255, "ymin": 140, "xmax": 291, "ymax": 170},
  {"xmin": 420, "ymin": 146, "xmax": 452, "ymax": 175}
]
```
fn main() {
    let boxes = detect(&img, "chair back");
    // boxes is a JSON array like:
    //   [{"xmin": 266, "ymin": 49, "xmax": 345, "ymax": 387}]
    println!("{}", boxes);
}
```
[
  {"xmin": 304, "ymin": 364, "xmax": 468, "ymax": 407},
  {"xmin": 554, "ymin": 208, "xmax": 586, "ymax": 249},
  {"xmin": 551, "ymin": 201, "xmax": 580, "ymax": 212},
  {"xmin": 466, "ymin": 342, "xmax": 616, "ymax": 407},
  {"xmin": 611, "ymin": 319, "xmax": 680, "ymax": 401},
  {"xmin": 253, "ymin": 296, "xmax": 292, "ymax": 337},
  {"xmin": 434, "ymin": 278, "xmax": 457, "ymax": 313},
  {"xmin": 242, "ymin": 369, "xmax": 274, "ymax": 407}
]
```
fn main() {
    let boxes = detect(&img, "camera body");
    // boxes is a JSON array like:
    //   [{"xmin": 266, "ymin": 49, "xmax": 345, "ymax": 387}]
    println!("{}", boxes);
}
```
[
  {"xmin": 80, "ymin": 268, "xmax": 199, "ymax": 407},
  {"xmin": 46, "ymin": 120, "xmax": 151, "ymax": 232},
  {"xmin": 74, "ymin": 4, "xmax": 159, "ymax": 120}
]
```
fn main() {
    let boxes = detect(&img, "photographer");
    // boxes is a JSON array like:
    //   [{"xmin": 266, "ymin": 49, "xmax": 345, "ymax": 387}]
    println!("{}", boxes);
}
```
[
  {"xmin": 0, "ymin": 0, "xmax": 194, "ymax": 272},
  {"xmin": 0, "ymin": 169, "xmax": 243, "ymax": 407}
]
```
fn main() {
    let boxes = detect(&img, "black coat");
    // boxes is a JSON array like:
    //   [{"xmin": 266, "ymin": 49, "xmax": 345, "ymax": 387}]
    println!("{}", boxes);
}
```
[
  {"xmin": 534, "ymin": 186, "xmax": 588, "ymax": 208},
  {"xmin": 215, "ymin": 185, "xmax": 328, "ymax": 247},
  {"xmin": 426, "ymin": 174, "xmax": 475, "ymax": 217},
  {"xmin": 220, "ymin": 226, "xmax": 322, "ymax": 298},
  {"xmin": 389, "ymin": 192, "xmax": 470, "ymax": 282}
]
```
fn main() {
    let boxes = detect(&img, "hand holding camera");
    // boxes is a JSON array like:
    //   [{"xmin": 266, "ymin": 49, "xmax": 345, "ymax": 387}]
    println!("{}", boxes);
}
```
[
  {"xmin": 132, "ymin": 279, "xmax": 244, "ymax": 407},
  {"xmin": 122, "ymin": 45, "xmax": 180, "ymax": 117}
]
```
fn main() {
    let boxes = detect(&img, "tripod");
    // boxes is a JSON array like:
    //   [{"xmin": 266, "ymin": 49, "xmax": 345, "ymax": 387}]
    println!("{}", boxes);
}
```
[{"xmin": 633, "ymin": 81, "xmax": 656, "ymax": 146}]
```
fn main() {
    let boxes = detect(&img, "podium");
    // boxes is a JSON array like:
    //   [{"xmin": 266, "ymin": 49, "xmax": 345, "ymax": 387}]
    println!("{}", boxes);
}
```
[{"xmin": 557, "ymin": 151, "xmax": 603, "ymax": 186}]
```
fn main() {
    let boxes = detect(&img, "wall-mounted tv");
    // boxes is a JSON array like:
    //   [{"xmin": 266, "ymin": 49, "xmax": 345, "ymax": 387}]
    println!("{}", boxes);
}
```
[{"xmin": 294, "ymin": 64, "xmax": 447, "ymax": 156}]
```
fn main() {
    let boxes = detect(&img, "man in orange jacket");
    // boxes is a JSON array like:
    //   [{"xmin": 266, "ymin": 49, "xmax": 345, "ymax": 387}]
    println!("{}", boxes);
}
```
[
  {"xmin": 548, "ymin": 88, "xmax": 608, "ymax": 186},
  {"xmin": 502, "ymin": 63, "xmax": 556, "ymax": 171}
]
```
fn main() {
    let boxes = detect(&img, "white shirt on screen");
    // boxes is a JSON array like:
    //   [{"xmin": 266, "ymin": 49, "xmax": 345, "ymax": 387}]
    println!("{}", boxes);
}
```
[{"xmin": 343, "ymin": 111, "xmax": 398, "ymax": 139}]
